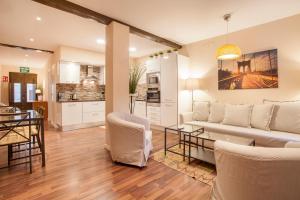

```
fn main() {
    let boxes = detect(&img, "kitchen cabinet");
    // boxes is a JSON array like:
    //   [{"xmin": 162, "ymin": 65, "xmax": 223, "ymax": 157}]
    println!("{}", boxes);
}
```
[
  {"xmin": 82, "ymin": 101, "xmax": 105, "ymax": 123},
  {"xmin": 161, "ymin": 102, "xmax": 177, "ymax": 127},
  {"xmin": 146, "ymin": 57, "xmax": 160, "ymax": 73},
  {"xmin": 58, "ymin": 101, "xmax": 105, "ymax": 131},
  {"xmin": 59, "ymin": 61, "xmax": 80, "ymax": 84},
  {"xmin": 147, "ymin": 105, "xmax": 161, "ymax": 125},
  {"xmin": 160, "ymin": 53, "xmax": 178, "ymax": 103},
  {"xmin": 99, "ymin": 66, "xmax": 105, "ymax": 85},
  {"xmin": 134, "ymin": 101, "xmax": 146, "ymax": 118},
  {"xmin": 61, "ymin": 102, "xmax": 82, "ymax": 126}
]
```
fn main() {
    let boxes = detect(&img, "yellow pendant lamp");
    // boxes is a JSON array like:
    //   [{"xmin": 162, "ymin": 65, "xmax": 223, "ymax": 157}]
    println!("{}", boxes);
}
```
[{"xmin": 216, "ymin": 14, "xmax": 241, "ymax": 60}]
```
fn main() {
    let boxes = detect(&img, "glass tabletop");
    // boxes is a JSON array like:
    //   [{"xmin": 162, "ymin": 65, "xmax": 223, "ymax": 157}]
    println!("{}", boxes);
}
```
[
  {"xmin": 166, "ymin": 124, "xmax": 204, "ymax": 133},
  {"xmin": 195, "ymin": 131, "xmax": 254, "ymax": 146},
  {"xmin": 0, "ymin": 110, "xmax": 42, "ymax": 123}
]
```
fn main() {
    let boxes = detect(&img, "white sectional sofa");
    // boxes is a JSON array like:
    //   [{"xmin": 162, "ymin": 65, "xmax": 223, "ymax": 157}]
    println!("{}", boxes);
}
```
[{"xmin": 180, "ymin": 100, "xmax": 300, "ymax": 147}]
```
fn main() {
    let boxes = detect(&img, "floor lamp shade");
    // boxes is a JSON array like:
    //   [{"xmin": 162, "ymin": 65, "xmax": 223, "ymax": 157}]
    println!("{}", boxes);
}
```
[{"xmin": 185, "ymin": 78, "xmax": 201, "ymax": 91}]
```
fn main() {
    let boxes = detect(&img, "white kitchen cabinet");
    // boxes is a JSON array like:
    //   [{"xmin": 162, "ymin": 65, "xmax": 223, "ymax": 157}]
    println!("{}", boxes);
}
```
[
  {"xmin": 160, "ymin": 53, "xmax": 178, "ymax": 103},
  {"xmin": 147, "ymin": 105, "xmax": 161, "ymax": 125},
  {"xmin": 161, "ymin": 102, "xmax": 177, "ymax": 127},
  {"xmin": 146, "ymin": 57, "xmax": 160, "ymax": 73},
  {"xmin": 82, "ymin": 101, "xmax": 105, "ymax": 123},
  {"xmin": 59, "ymin": 61, "xmax": 80, "ymax": 84},
  {"xmin": 139, "ymin": 72, "xmax": 147, "ymax": 84},
  {"xmin": 99, "ymin": 66, "xmax": 105, "ymax": 85},
  {"xmin": 61, "ymin": 102, "xmax": 82, "ymax": 126},
  {"xmin": 134, "ymin": 101, "xmax": 146, "ymax": 118}
]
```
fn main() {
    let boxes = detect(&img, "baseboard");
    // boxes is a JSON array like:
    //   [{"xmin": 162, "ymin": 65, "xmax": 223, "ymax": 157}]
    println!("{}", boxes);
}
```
[{"xmin": 60, "ymin": 121, "xmax": 105, "ymax": 131}]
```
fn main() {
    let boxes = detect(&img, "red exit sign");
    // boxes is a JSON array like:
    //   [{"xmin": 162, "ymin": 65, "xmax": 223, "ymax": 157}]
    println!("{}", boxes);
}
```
[{"xmin": 2, "ymin": 76, "xmax": 8, "ymax": 82}]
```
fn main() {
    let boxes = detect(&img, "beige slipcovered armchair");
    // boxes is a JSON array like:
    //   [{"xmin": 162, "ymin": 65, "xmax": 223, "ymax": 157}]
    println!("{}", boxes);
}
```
[
  {"xmin": 212, "ymin": 141, "xmax": 300, "ymax": 200},
  {"xmin": 106, "ymin": 112, "xmax": 153, "ymax": 167}
]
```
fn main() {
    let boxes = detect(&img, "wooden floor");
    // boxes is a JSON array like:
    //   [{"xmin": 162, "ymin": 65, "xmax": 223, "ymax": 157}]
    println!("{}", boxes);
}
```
[{"xmin": 0, "ymin": 126, "xmax": 211, "ymax": 200}]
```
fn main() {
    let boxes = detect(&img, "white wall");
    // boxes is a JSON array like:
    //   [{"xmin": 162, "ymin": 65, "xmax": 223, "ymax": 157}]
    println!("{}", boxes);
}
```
[
  {"xmin": 59, "ymin": 46, "xmax": 105, "ymax": 65},
  {"xmin": 182, "ymin": 14, "xmax": 300, "ymax": 104},
  {"xmin": 0, "ymin": 65, "xmax": 46, "ymax": 105}
]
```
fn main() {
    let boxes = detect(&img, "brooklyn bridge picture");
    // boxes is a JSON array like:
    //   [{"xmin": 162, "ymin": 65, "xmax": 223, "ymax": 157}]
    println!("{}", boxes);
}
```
[{"xmin": 218, "ymin": 49, "xmax": 278, "ymax": 90}]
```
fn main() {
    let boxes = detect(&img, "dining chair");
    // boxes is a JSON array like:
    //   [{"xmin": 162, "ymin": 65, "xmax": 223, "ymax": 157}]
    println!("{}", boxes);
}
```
[
  {"xmin": 31, "ymin": 106, "xmax": 45, "ymax": 151},
  {"xmin": 0, "ymin": 112, "xmax": 33, "ymax": 173}
]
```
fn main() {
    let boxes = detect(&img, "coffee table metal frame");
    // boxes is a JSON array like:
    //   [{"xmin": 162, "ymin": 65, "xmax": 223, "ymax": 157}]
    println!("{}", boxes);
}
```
[{"xmin": 164, "ymin": 125, "xmax": 204, "ymax": 158}]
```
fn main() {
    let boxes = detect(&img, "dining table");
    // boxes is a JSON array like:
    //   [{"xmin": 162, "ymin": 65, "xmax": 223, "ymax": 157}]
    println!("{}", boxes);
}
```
[{"xmin": 0, "ymin": 109, "xmax": 46, "ymax": 167}]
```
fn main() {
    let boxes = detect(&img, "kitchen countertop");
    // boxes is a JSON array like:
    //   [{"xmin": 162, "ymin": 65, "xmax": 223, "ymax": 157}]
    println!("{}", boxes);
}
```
[{"xmin": 57, "ymin": 99, "xmax": 105, "ymax": 103}]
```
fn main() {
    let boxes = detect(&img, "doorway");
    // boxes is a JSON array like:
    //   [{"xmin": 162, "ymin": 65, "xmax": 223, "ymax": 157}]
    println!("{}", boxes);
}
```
[{"xmin": 9, "ymin": 72, "xmax": 37, "ymax": 110}]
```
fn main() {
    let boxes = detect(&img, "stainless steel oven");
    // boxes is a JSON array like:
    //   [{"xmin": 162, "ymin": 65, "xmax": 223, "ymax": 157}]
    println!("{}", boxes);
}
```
[
  {"xmin": 147, "ymin": 72, "xmax": 160, "ymax": 87},
  {"xmin": 146, "ymin": 88, "xmax": 160, "ymax": 103}
]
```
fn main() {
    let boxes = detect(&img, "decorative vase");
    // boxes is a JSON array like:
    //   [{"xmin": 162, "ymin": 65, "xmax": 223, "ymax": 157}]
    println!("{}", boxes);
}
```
[{"xmin": 129, "ymin": 93, "xmax": 137, "ymax": 114}]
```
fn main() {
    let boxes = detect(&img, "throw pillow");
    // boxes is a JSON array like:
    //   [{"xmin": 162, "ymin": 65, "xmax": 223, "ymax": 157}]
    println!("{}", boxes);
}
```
[
  {"xmin": 208, "ymin": 102, "xmax": 225, "ymax": 123},
  {"xmin": 251, "ymin": 104, "xmax": 274, "ymax": 130},
  {"xmin": 192, "ymin": 101, "xmax": 210, "ymax": 121},
  {"xmin": 264, "ymin": 100, "xmax": 300, "ymax": 134},
  {"xmin": 222, "ymin": 104, "xmax": 253, "ymax": 127}
]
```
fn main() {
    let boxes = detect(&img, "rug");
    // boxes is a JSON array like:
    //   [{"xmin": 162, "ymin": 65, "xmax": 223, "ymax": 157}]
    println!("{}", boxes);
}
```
[{"xmin": 152, "ymin": 145, "xmax": 216, "ymax": 186}]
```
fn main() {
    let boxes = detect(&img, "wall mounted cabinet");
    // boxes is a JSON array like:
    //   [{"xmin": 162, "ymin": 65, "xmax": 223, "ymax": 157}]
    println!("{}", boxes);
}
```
[{"xmin": 59, "ymin": 61, "xmax": 80, "ymax": 84}]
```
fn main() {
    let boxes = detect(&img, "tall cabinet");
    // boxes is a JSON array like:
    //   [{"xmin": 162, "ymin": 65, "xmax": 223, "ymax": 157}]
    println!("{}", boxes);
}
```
[{"xmin": 146, "ymin": 53, "xmax": 189, "ymax": 127}]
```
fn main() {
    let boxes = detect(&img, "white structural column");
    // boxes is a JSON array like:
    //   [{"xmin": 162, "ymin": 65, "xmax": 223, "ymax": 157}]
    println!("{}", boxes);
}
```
[{"xmin": 105, "ymin": 21, "xmax": 130, "ymax": 150}]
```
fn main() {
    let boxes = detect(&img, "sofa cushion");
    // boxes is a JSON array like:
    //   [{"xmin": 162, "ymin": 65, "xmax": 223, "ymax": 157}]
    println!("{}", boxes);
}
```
[
  {"xmin": 251, "ymin": 104, "xmax": 274, "ymax": 130},
  {"xmin": 192, "ymin": 101, "xmax": 210, "ymax": 121},
  {"xmin": 222, "ymin": 104, "xmax": 253, "ymax": 128},
  {"xmin": 208, "ymin": 103, "xmax": 225, "ymax": 123},
  {"xmin": 264, "ymin": 101, "xmax": 300, "ymax": 134},
  {"xmin": 185, "ymin": 121, "xmax": 300, "ymax": 147}
]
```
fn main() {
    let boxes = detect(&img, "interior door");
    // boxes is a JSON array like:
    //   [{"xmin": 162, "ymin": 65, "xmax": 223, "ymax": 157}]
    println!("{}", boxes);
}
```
[{"xmin": 9, "ymin": 72, "xmax": 37, "ymax": 110}]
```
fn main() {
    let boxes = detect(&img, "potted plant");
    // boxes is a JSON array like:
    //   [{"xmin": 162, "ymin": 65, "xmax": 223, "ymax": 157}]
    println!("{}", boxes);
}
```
[{"xmin": 129, "ymin": 64, "xmax": 146, "ymax": 114}]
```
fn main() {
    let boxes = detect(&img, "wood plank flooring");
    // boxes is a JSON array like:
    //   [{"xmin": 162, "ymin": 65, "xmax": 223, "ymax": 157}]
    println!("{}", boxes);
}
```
[{"xmin": 0, "ymin": 126, "xmax": 211, "ymax": 200}]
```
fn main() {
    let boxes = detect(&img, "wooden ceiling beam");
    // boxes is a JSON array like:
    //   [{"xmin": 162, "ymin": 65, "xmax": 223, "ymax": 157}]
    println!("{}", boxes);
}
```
[
  {"xmin": 0, "ymin": 43, "xmax": 54, "ymax": 54},
  {"xmin": 32, "ymin": 0, "xmax": 182, "ymax": 49}
]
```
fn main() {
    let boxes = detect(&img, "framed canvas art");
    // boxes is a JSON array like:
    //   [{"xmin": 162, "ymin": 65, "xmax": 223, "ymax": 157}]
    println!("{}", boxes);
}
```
[{"xmin": 218, "ymin": 49, "xmax": 278, "ymax": 90}]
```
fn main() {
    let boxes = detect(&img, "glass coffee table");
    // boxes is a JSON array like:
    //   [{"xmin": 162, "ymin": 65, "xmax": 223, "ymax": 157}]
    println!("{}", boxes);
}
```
[
  {"xmin": 164, "ymin": 124, "xmax": 204, "ymax": 157},
  {"xmin": 183, "ymin": 130, "xmax": 255, "ymax": 164}
]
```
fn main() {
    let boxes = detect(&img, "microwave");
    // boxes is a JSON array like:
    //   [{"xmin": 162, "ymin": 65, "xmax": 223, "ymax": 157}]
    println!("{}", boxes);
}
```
[{"xmin": 147, "ymin": 72, "xmax": 160, "ymax": 86}]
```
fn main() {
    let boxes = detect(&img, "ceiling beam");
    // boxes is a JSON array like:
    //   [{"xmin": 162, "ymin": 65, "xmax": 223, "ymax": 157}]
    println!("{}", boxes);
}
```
[
  {"xmin": 0, "ymin": 43, "xmax": 54, "ymax": 54},
  {"xmin": 32, "ymin": 0, "xmax": 182, "ymax": 49}
]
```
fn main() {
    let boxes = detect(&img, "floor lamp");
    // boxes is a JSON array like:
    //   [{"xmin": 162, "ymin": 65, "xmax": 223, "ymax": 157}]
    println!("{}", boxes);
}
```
[{"xmin": 185, "ymin": 78, "xmax": 200, "ymax": 111}]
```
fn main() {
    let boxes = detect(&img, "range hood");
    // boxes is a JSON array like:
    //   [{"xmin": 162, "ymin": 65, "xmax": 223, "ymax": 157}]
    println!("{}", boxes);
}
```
[{"xmin": 86, "ymin": 66, "xmax": 98, "ymax": 80}]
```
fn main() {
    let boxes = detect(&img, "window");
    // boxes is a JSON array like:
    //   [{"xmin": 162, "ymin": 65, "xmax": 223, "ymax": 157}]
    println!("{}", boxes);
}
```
[
  {"xmin": 27, "ymin": 83, "xmax": 36, "ymax": 102},
  {"xmin": 13, "ymin": 83, "xmax": 21, "ymax": 103}
]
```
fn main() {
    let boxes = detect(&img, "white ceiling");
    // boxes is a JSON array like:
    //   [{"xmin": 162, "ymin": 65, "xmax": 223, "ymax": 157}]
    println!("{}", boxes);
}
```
[
  {"xmin": 0, "ymin": 0, "xmax": 169, "ymax": 68},
  {"xmin": 70, "ymin": 0, "xmax": 300, "ymax": 44},
  {"xmin": 1, "ymin": 0, "xmax": 300, "ymax": 69},
  {"xmin": 0, "ymin": 46, "xmax": 51, "ymax": 69}
]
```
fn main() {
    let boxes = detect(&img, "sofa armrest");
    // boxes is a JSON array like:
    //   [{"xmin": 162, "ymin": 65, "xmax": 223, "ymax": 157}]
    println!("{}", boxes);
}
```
[
  {"xmin": 179, "ymin": 112, "xmax": 193, "ymax": 124},
  {"xmin": 285, "ymin": 141, "xmax": 300, "ymax": 148}
]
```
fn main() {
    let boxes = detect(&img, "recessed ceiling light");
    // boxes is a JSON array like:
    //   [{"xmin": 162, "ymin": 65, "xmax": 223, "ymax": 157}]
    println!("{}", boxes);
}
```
[
  {"xmin": 35, "ymin": 50, "xmax": 42, "ymax": 53},
  {"xmin": 36, "ymin": 16, "xmax": 42, "ymax": 21},
  {"xmin": 29, "ymin": 38, "xmax": 34, "ymax": 42},
  {"xmin": 96, "ymin": 38, "xmax": 105, "ymax": 44},
  {"xmin": 25, "ymin": 54, "xmax": 29, "ymax": 57},
  {"xmin": 129, "ymin": 47, "xmax": 137, "ymax": 52}
]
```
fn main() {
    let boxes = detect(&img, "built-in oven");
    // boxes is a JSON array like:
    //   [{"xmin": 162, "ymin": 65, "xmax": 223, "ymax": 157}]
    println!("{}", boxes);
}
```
[
  {"xmin": 146, "ymin": 88, "xmax": 160, "ymax": 103},
  {"xmin": 147, "ymin": 72, "xmax": 160, "ymax": 88}
]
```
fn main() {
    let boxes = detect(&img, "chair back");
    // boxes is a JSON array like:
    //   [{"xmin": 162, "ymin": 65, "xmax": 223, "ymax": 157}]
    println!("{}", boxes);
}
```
[
  {"xmin": 0, "ymin": 112, "xmax": 32, "ymax": 146},
  {"xmin": 213, "ymin": 141, "xmax": 300, "ymax": 200}
]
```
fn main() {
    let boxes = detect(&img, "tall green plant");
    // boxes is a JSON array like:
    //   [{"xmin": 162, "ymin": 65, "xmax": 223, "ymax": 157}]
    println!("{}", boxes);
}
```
[{"xmin": 129, "ymin": 64, "xmax": 146, "ymax": 94}]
